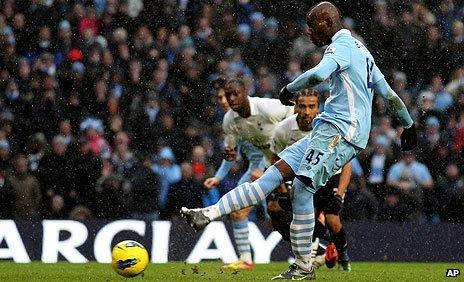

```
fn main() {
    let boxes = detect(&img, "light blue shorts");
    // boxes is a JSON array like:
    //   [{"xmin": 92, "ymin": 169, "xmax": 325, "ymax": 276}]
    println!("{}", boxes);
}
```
[{"xmin": 278, "ymin": 122, "xmax": 360, "ymax": 192}]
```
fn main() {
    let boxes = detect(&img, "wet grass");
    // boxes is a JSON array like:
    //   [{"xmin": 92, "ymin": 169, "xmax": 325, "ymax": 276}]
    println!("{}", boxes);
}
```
[{"xmin": 0, "ymin": 261, "xmax": 462, "ymax": 281}]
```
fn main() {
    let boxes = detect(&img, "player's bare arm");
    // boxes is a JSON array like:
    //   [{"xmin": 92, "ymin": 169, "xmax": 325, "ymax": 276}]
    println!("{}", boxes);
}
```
[{"xmin": 336, "ymin": 161, "xmax": 352, "ymax": 198}]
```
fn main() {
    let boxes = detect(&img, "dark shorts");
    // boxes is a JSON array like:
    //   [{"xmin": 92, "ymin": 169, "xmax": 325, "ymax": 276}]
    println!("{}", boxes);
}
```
[
  {"xmin": 314, "ymin": 174, "xmax": 341, "ymax": 215},
  {"xmin": 267, "ymin": 174, "xmax": 342, "ymax": 241}
]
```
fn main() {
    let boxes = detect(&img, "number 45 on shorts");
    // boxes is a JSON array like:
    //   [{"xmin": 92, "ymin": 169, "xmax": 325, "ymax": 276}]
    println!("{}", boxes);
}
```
[{"xmin": 305, "ymin": 149, "xmax": 324, "ymax": 166}]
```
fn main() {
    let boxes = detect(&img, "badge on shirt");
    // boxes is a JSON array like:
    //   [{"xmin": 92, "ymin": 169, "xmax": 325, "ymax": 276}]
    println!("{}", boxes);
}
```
[
  {"xmin": 328, "ymin": 134, "xmax": 340, "ymax": 150},
  {"xmin": 325, "ymin": 46, "xmax": 336, "ymax": 55}
]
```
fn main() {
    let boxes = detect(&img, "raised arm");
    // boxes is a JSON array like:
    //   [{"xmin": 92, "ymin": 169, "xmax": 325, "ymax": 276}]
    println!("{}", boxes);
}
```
[
  {"xmin": 374, "ymin": 77, "xmax": 413, "ymax": 129},
  {"xmin": 373, "ymin": 65, "xmax": 417, "ymax": 151},
  {"xmin": 288, "ymin": 57, "xmax": 339, "ymax": 93},
  {"xmin": 280, "ymin": 57, "xmax": 339, "ymax": 105}
]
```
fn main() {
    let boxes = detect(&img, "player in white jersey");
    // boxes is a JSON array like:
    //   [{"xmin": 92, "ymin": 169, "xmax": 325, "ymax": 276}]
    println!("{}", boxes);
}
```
[
  {"xmin": 203, "ymin": 77, "xmax": 293, "ymax": 269},
  {"xmin": 203, "ymin": 77, "xmax": 264, "ymax": 270},
  {"xmin": 181, "ymin": 2, "xmax": 417, "ymax": 279},
  {"xmin": 221, "ymin": 78, "xmax": 294, "ymax": 167},
  {"xmin": 267, "ymin": 89, "xmax": 352, "ymax": 271}
]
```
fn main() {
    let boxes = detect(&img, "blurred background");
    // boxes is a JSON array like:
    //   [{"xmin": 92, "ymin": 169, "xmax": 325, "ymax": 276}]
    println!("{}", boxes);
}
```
[{"xmin": 0, "ymin": 0, "xmax": 462, "ymax": 226}]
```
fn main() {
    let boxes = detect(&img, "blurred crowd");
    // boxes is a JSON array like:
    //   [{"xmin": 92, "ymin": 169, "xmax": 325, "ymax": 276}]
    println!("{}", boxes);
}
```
[{"xmin": 0, "ymin": 0, "xmax": 463, "ymax": 223}]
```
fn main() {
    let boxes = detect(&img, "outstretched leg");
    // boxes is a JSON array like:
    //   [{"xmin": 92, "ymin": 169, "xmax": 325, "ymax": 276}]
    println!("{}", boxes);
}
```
[{"xmin": 181, "ymin": 160, "xmax": 294, "ymax": 230}]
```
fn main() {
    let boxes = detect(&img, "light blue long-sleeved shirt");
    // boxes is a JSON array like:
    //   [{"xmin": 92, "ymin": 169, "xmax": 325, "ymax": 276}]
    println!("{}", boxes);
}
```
[
  {"xmin": 287, "ymin": 29, "xmax": 413, "ymax": 149},
  {"xmin": 387, "ymin": 161, "xmax": 432, "ymax": 188}
]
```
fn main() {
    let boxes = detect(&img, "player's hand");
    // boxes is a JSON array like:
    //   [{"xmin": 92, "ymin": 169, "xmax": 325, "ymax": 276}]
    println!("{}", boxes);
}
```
[
  {"xmin": 203, "ymin": 177, "xmax": 220, "ymax": 189},
  {"xmin": 279, "ymin": 86, "xmax": 295, "ymax": 106},
  {"xmin": 327, "ymin": 190, "xmax": 343, "ymax": 214},
  {"xmin": 400, "ymin": 124, "xmax": 417, "ymax": 151}
]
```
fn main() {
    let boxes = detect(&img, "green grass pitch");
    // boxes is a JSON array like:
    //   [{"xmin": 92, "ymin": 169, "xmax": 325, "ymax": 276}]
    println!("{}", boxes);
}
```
[{"xmin": 0, "ymin": 262, "xmax": 462, "ymax": 281}]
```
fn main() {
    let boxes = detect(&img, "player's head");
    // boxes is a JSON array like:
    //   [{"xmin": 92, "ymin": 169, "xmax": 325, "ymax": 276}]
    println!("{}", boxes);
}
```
[
  {"xmin": 306, "ymin": 2, "xmax": 343, "ymax": 47},
  {"xmin": 224, "ymin": 77, "xmax": 248, "ymax": 112},
  {"xmin": 295, "ymin": 89, "xmax": 319, "ymax": 131},
  {"xmin": 215, "ymin": 76, "xmax": 230, "ymax": 112}
]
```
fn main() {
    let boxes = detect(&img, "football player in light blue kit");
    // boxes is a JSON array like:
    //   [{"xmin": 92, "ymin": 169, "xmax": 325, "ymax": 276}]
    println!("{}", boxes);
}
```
[{"xmin": 181, "ymin": 2, "xmax": 417, "ymax": 280}]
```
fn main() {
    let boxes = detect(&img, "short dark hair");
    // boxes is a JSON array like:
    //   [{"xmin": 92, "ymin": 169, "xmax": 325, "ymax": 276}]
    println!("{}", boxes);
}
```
[
  {"xmin": 214, "ymin": 75, "xmax": 228, "ymax": 90},
  {"xmin": 225, "ymin": 77, "xmax": 246, "ymax": 91},
  {"xmin": 295, "ymin": 89, "xmax": 318, "ymax": 102}
]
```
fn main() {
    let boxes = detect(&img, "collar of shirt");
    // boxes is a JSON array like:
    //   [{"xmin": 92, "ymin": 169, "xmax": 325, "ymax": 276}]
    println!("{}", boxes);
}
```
[
  {"xmin": 331, "ymin": 28, "xmax": 351, "ymax": 42},
  {"xmin": 232, "ymin": 97, "xmax": 259, "ymax": 118}
]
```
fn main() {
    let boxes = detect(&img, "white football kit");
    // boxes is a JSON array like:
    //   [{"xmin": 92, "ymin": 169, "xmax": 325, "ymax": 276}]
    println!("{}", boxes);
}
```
[
  {"xmin": 223, "ymin": 97, "xmax": 294, "ymax": 166},
  {"xmin": 271, "ymin": 114, "xmax": 310, "ymax": 155}
]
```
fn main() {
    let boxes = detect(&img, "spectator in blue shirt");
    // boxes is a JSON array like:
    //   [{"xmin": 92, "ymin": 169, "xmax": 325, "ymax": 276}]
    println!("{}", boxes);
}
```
[
  {"xmin": 362, "ymin": 135, "xmax": 395, "ymax": 201},
  {"xmin": 151, "ymin": 146, "xmax": 181, "ymax": 213},
  {"xmin": 431, "ymin": 74, "xmax": 453, "ymax": 111},
  {"xmin": 387, "ymin": 152, "xmax": 434, "ymax": 221}
]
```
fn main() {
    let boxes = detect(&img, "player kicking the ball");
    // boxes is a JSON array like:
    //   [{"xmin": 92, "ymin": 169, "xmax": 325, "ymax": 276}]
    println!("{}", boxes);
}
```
[
  {"xmin": 182, "ymin": 2, "xmax": 417, "ymax": 280},
  {"xmin": 204, "ymin": 76, "xmax": 293, "ymax": 269},
  {"xmin": 267, "ymin": 89, "xmax": 352, "ymax": 271}
]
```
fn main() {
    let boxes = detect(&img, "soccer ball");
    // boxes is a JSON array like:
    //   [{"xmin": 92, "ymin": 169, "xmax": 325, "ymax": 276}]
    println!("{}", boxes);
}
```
[{"xmin": 111, "ymin": 240, "xmax": 149, "ymax": 278}]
